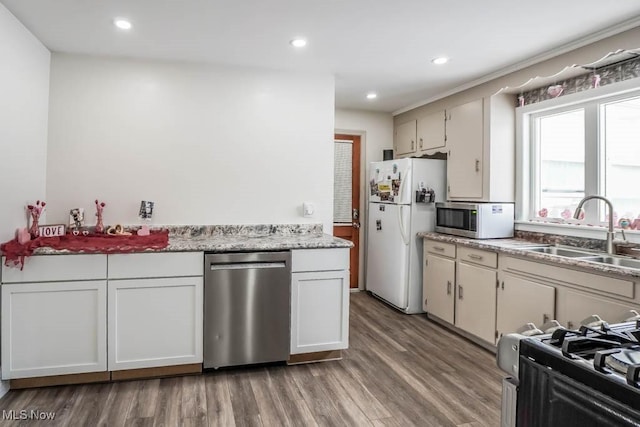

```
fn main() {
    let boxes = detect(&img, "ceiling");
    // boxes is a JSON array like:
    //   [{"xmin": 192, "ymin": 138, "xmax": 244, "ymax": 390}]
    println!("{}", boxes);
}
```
[{"xmin": 3, "ymin": 0, "xmax": 640, "ymax": 113}]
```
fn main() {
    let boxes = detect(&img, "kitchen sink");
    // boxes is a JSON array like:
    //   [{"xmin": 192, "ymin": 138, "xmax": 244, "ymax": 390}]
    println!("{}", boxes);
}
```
[
  {"xmin": 522, "ymin": 246, "xmax": 640, "ymax": 270},
  {"xmin": 582, "ymin": 256, "xmax": 640, "ymax": 269},
  {"xmin": 524, "ymin": 246, "xmax": 597, "ymax": 258}
]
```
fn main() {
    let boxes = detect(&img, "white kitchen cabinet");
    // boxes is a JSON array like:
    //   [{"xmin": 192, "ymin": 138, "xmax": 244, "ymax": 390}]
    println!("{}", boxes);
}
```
[
  {"xmin": 1, "ymin": 280, "xmax": 107, "ymax": 379},
  {"xmin": 446, "ymin": 99, "xmax": 484, "ymax": 199},
  {"xmin": 290, "ymin": 248, "xmax": 349, "ymax": 355},
  {"xmin": 423, "ymin": 240, "xmax": 498, "ymax": 346},
  {"xmin": 107, "ymin": 252, "xmax": 203, "ymax": 279},
  {"xmin": 455, "ymin": 261, "xmax": 497, "ymax": 345},
  {"xmin": 423, "ymin": 242, "xmax": 456, "ymax": 323},
  {"xmin": 394, "ymin": 120, "xmax": 417, "ymax": 156},
  {"xmin": 417, "ymin": 110, "xmax": 446, "ymax": 154},
  {"xmin": 496, "ymin": 272, "xmax": 555, "ymax": 338},
  {"xmin": 107, "ymin": 252, "xmax": 204, "ymax": 371},
  {"xmin": 1, "ymin": 254, "xmax": 107, "ymax": 283},
  {"xmin": 560, "ymin": 290, "xmax": 635, "ymax": 330},
  {"xmin": 108, "ymin": 277, "xmax": 203, "ymax": 371},
  {"xmin": 1, "ymin": 254, "xmax": 108, "ymax": 380},
  {"xmin": 501, "ymin": 255, "xmax": 639, "ymax": 330},
  {"xmin": 446, "ymin": 94, "xmax": 515, "ymax": 202}
]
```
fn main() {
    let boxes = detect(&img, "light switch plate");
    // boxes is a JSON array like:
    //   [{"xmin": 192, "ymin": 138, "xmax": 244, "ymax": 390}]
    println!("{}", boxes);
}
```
[{"xmin": 303, "ymin": 202, "xmax": 315, "ymax": 217}]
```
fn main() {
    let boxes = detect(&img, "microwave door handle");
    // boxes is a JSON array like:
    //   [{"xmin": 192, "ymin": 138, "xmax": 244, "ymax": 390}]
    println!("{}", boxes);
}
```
[{"xmin": 398, "ymin": 205, "xmax": 409, "ymax": 245}]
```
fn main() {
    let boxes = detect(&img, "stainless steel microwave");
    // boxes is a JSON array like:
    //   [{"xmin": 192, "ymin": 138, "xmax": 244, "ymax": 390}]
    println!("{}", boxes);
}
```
[{"xmin": 435, "ymin": 202, "xmax": 514, "ymax": 239}]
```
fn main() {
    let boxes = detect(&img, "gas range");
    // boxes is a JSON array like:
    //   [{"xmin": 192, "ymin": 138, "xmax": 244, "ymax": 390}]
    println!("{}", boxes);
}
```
[{"xmin": 498, "ymin": 321, "xmax": 640, "ymax": 426}]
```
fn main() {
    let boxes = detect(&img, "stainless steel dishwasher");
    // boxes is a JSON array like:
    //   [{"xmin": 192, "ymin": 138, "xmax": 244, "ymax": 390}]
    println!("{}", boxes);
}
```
[{"xmin": 204, "ymin": 251, "xmax": 291, "ymax": 369}]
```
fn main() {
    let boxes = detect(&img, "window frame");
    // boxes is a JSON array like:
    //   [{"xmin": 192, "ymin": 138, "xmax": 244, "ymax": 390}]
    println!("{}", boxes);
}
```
[{"xmin": 515, "ymin": 77, "xmax": 640, "ymax": 241}]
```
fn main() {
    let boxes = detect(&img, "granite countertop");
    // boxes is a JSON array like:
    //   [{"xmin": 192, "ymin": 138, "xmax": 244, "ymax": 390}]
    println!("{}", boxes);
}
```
[
  {"xmin": 418, "ymin": 232, "xmax": 640, "ymax": 279},
  {"xmin": 165, "ymin": 232, "xmax": 352, "ymax": 252},
  {"xmin": 31, "ymin": 224, "xmax": 353, "ymax": 256}
]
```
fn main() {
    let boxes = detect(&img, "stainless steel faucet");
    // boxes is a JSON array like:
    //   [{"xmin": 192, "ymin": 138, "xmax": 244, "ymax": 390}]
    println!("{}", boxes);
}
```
[{"xmin": 573, "ymin": 195, "xmax": 615, "ymax": 255}]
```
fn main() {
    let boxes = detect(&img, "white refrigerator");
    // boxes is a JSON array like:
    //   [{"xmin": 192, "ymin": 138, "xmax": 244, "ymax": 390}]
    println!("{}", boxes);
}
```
[{"xmin": 366, "ymin": 158, "xmax": 446, "ymax": 314}]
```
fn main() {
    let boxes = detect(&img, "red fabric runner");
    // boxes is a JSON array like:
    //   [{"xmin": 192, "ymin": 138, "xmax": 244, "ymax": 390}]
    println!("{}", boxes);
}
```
[{"xmin": 1, "ymin": 230, "xmax": 169, "ymax": 269}]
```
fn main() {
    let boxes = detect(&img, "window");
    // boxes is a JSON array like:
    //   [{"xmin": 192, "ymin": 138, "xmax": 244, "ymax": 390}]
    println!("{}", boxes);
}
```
[{"xmin": 522, "ymin": 85, "xmax": 640, "ymax": 230}]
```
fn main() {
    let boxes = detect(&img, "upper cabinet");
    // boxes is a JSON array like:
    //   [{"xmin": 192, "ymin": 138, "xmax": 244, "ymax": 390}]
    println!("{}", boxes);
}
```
[
  {"xmin": 446, "ymin": 99, "xmax": 484, "ymax": 199},
  {"xmin": 446, "ymin": 94, "xmax": 515, "ymax": 202},
  {"xmin": 394, "ymin": 119, "xmax": 417, "ymax": 156},
  {"xmin": 417, "ymin": 110, "xmax": 447, "ymax": 153}
]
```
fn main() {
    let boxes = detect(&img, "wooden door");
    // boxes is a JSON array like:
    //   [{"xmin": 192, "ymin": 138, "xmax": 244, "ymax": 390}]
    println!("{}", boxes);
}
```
[{"xmin": 333, "ymin": 134, "xmax": 361, "ymax": 288}]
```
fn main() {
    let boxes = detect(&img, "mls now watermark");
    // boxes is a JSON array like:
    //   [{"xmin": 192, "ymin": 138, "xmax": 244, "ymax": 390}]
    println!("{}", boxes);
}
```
[{"xmin": 2, "ymin": 409, "xmax": 56, "ymax": 421}]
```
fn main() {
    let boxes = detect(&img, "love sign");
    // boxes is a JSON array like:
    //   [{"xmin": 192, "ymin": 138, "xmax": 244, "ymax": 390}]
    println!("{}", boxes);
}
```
[{"xmin": 38, "ymin": 224, "xmax": 66, "ymax": 238}]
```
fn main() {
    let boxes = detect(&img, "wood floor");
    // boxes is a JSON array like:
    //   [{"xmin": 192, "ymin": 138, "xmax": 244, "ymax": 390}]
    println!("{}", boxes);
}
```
[{"xmin": 0, "ymin": 292, "xmax": 503, "ymax": 426}]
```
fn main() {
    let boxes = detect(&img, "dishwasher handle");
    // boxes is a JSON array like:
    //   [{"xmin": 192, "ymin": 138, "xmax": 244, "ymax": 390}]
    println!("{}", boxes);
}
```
[{"xmin": 209, "ymin": 261, "xmax": 286, "ymax": 270}]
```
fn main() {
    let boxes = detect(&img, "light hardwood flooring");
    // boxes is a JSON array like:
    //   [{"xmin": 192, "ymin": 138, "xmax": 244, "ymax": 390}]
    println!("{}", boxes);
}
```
[{"xmin": 0, "ymin": 292, "xmax": 503, "ymax": 426}]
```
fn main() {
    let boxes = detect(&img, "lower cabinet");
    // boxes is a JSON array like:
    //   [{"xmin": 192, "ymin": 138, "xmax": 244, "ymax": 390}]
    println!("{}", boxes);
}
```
[
  {"xmin": 455, "ymin": 262, "xmax": 497, "ymax": 344},
  {"xmin": 423, "ymin": 253, "xmax": 455, "ymax": 323},
  {"xmin": 560, "ymin": 290, "xmax": 636, "ymax": 329},
  {"xmin": 290, "ymin": 248, "xmax": 350, "ymax": 355},
  {"xmin": 1, "ymin": 280, "xmax": 107, "ymax": 379},
  {"xmin": 423, "ymin": 240, "xmax": 498, "ymax": 345},
  {"xmin": 1, "ymin": 252, "xmax": 203, "ymax": 381},
  {"xmin": 108, "ymin": 277, "xmax": 203, "ymax": 371},
  {"xmin": 422, "ymin": 241, "xmax": 640, "ymax": 348},
  {"xmin": 496, "ymin": 272, "xmax": 555, "ymax": 338}
]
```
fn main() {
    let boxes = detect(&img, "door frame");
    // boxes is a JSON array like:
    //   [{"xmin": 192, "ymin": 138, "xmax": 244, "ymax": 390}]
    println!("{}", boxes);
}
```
[{"xmin": 334, "ymin": 130, "xmax": 366, "ymax": 290}]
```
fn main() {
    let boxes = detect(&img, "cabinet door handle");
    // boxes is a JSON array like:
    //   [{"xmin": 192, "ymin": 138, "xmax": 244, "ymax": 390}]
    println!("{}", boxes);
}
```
[
  {"xmin": 543, "ymin": 314, "xmax": 550, "ymax": 324},
  {"xmin": 475, "ymin": 159, "xmax": 480, "ymax": 172},
  {"xmin": 468, "ymin": 254, "xmax": 483, "ymax": 261},
  {"xmin": 419, "ymin": 138, "xmax": 423, "ymax": 149},
  {"xmin": 501, "ymin": 281, "xmax": 504, "ymax": 290},
  {"xmin": 425, "ymin": 258, "xmax": 429, "ymax": 267},
  {"xmin": 432, "ymin": 246, "xmax": 445, "ymax": 252},
  {"xmin": 411, "ymin": 140, "xmax": 415, "ymax": 150},
  {"xmin": 458, "ymin": 285, "xmax": 463, "ymax": 300},
  {"xmin": 447, "ymin": 281, "xmax": 451, "ymax": 295}
]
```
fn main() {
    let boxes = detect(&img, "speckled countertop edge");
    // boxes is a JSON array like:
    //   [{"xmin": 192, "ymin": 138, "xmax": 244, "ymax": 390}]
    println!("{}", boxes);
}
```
[
  {"xmin": 418, "ymin": 232, "xmax": 640, "ymax": 279},
  {"xmin": 29, "ymin": 224, "xmax": 353, "ymax": 255}
]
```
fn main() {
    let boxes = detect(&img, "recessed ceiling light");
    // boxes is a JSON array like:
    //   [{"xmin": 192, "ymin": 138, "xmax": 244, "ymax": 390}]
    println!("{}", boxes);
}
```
[
  {"xmin": 290, "ymin": 38, "xmax": 307, "ymax": 48},
  {"xmin": 432, "ymin": 57, "xmax": 449, "ymax": 65},
  {"xmin": 366, "ymin": 93, "xmax": 378, "ymax": 100},
  {"xmin": 114, "ymin": 19, "xmax": 132, "ymax": 30}
]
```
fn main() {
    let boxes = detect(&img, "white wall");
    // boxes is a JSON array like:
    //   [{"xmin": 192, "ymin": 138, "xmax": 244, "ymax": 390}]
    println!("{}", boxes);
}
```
[
  {"xmin": 0, "ymin": 4, "xmax": 50, "ymax": 243},
  {"xmin": 47, "ymin": 54, "xmax": 335, "ymax": 231},
  {"xmin": 335, "ymin": 108, "xmax": 393, "ymax": 288}
]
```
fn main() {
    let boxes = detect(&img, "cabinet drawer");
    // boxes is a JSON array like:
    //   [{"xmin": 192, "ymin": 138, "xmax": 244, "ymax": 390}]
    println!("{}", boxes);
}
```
[
  {"xmin": 1, "ymin": 254, "xmax": 107, "ymax": 283},
  {"xmin": 458, "ymin": 247, "xmax": 497, "ymax": 269},
  {"xmin": 108, "ymin": 252, "xmax": 203, "ymax": 279},
  {"xmin": 424, "ymin": 240, "xmax": 456, "ymax": 258},
  {"xmin": 291, "ymin": 249, "xmax": 349, "ymax": 272}
]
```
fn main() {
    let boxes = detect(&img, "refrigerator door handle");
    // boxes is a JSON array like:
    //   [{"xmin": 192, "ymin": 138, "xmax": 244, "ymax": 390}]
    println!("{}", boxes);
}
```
[
  {"xmin": 398, "ymin": 205, "xmax": 409, "ymax": 245},
  {"xmin": 398, "ymin": 165, "xmax": 411, "ymax": 204}
]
